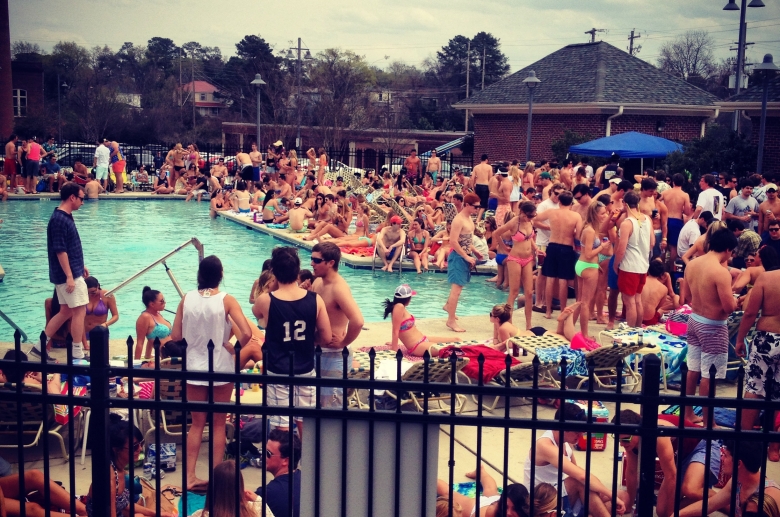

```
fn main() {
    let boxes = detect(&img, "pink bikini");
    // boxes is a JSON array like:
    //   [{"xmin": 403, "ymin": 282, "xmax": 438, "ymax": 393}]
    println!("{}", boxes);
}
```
[{"xmin": 505, "ymin": 227, "xmax": 535, "ymax": 268}]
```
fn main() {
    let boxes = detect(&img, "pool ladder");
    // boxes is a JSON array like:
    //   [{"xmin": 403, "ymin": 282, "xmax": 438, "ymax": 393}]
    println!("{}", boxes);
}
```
[{"xmin": 0, "ymin": 308, "xmax": 28, "ymax": 343}]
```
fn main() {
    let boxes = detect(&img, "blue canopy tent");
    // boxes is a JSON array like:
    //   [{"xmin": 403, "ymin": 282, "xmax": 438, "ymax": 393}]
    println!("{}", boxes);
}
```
[{"xmin": 568, "ymin": 131, "xmax": 683, "ymax": 158}]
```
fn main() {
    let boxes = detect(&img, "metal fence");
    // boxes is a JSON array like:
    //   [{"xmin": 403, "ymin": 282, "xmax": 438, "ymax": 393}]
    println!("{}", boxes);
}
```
[{"xmin": 1, "ymin": 327, "xmax": 779, "ymax": 517}]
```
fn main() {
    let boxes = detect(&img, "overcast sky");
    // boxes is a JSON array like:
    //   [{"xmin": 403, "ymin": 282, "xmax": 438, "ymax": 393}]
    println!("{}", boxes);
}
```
[{"xmin": 10, "ymin": 0, "xmax": 780, "ymax": 74}]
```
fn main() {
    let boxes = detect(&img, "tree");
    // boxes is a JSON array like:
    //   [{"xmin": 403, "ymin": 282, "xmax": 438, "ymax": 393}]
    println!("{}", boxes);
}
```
[
  {"xmin": 551, "ymin": 130, "xmax": 599, "ymax": 164},
  {"xmin": 666, "ymin": 124, "xmax": 757, "ymax": 179},
  {"xmin": 434, "ymin": 32, "xmax": 509, "ymax": 96},
  {"xmin": 11, "ymin": 41, "xmax": 43, "ymax": 59},
  {"xmin": 658, "ymin": 31, "xmax": 716, "ymax": 83},
  {"xmin": 145, "ymin": 37, "xmax": 179, "ymax": 75}
]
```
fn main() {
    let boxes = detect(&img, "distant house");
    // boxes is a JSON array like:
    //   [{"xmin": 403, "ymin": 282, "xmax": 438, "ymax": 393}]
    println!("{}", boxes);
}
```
[
  {"xmin": 118, "ymin": 92, "xmax": 142, "ymax": 109},
  {"xmin": 723, "ymin": 75, "xmax": 780, "ymax": 175},
  {"xmin": 455, "ymin": 41, "xmax": 721, "ymax": 164},
  {"xmin": 177, "ymin": 81, "xmax": 227, "ymax": 117}
]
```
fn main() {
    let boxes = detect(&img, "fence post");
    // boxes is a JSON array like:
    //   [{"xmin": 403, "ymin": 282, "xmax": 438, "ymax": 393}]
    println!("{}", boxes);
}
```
[
  {"xmin": 636, "ymin": 354, "xmax": 661, "ymax": 517},
  {"xmin": 89, "ymin": 325, "xmax": 111, "ymax": 516}
]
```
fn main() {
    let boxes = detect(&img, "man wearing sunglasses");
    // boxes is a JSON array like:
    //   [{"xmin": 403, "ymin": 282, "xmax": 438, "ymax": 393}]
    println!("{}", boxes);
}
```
[
  {"xmin": 258, "ymin": 428, "xmax": 302, "ymax": 517},
  {"xmin": 758, "ymin": 183, "xmax": 779, "ymax": 235},
  {"xmin": 444, "ymin": 193, "xmax": 482, "ymax": 332},
  {"xmin": 761, "ymin": 220, "xmax": 780, "ymax": 258}
]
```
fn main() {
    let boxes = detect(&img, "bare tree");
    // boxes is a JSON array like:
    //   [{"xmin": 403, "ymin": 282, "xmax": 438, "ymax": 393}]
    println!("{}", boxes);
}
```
[
  {"xmin": 11, "ymin": 41, "xmax": 44, "ymax": 59},
  {"xmin": 658, "ymin": 30, "xmax": 716, "ymax": 82}
]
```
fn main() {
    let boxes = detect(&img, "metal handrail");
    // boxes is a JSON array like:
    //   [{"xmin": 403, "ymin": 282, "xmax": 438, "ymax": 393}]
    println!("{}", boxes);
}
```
[
  {"xmin": 104, "ymin": 237, "xmax": 204, "ymax": 298},
  {"xmin": 0, "ymin": 308, "xmax": 28, "ymax": 342}
]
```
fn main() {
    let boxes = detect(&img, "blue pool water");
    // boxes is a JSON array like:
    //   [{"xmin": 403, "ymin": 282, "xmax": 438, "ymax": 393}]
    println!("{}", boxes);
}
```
[{"xmin": 0, "ymin": 199, "xmax": 506, "ymax": 343}]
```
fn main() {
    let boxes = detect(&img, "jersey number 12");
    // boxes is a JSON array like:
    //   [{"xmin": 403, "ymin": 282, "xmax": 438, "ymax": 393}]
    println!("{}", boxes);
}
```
[{"xmin": 282, "ymin": 321, "xmax": 306, "ymax": 342}]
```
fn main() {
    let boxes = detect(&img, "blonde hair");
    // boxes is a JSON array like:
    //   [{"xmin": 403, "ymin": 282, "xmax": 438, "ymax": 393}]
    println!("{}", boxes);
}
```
[
  {"xmin": 523, "ymin": 162, "xmax": 535, "ymax": 174},
  {"xmin": 532, "ymin": 483, "xmax": 557, "ymax": 516},
  {"xmin": 703, "ymin": 220, "xmax": 727, "ymax": 253},
  {"xmin": 288, "ymin": 149, "xmax": 298, "ymax": 160},
  {"xmin": 510, "ymin": 163, "xmax": 521, "ymax": 185},
  {"xmin": 584, "ymin": 200, "xmax": 607, "ymax": 231},
  {"xmin": 436, "ymin": 497, "xmax": 462, "ymax": 517}
]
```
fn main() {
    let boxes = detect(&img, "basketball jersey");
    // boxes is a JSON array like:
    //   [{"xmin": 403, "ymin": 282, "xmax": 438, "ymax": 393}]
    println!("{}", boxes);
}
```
[{"xmin": 265, "ymin": 291, "xmax": 318, "ymax": 375}]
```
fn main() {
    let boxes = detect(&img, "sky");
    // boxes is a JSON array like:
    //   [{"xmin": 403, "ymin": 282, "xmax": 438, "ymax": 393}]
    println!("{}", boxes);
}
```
[{"xmin": 9, "ymin": 0, "xmax": 780, "ymax": 75}]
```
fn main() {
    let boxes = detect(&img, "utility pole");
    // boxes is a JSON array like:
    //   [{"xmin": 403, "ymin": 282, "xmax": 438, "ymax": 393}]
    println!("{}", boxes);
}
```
[
  {"xmin": 465, "ymin": 39, "xmax": 470, "ymax": 132},
  {"xmin": 628, "ymin": 29, "xmax": 642, "ymax": 56},
  {"xmin": 179, "ymin": 48, "xmax": 182, "ymax": 123},
  {"xmin": 585, "ymin": 28, "xmax": 606, "ymax": 43},
  {"xmin": 481, "ymin": 46, "xmax": 486, "ymax": 90},
  {"xmin": 296, "ymin": 37, "xmax": 302, "ymax": 151},
  {"xmin": 191, "ymin": 50, "xmax": 196, "ymax": 131}
]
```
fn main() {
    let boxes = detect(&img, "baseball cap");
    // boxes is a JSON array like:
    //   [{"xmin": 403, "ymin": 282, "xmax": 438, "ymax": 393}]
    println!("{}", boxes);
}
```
[
  {"xmin": 394, "ymin": 284, "xmax": 416, "ymax": 299},
  {"xmin": 273, "ymin": 140, "xmax": 283, "ymax": 147},
  {"xmin": 609, "ymin": 177, "xmax": 622, "ymax": 185},
  {"xmin": 390, "ymin": 215, "xmax": 403, "ymax": 224},
  {"xmin": 766, "ymin": 183, "xmax": 778, "ymax": 192},
  {"xmin": 540, "ymin": 172, "xmax": 552, "ymax": 180},
  {"xmin": 294, "ymin": 197, "xmax": 302, "ymax": 205}
]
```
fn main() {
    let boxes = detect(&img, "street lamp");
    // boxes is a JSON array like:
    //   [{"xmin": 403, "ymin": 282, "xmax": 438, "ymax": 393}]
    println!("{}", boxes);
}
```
[
  {"xmin": 723, "ymin": 0, "xmax": 765, "ymax": 132},
  {"xmin": 287, "ymin": 38, "xmax": 313, "ymax": 151},
  {"xmin": 57, "ymin": 74, "xmax": 67, "ymax": 142},
  {"xmin": 523, "ymin": 70, "xmax": 541, "ymax": 165},
  {"xmin": 250, "ymin": 74, "xmax": 266, "ymax": 146},
  {"xmin": 754, "ymin": 54, "xmax": 779, "ymax": 175}
]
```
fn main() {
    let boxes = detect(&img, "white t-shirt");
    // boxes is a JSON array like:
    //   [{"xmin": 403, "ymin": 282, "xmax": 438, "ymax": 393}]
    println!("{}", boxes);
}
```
[
  {"xmin": 94, "ymin": 145, "xmax": 110, "ymax": 167},
  {"xmin": 535, "ymin": 198, "xmax": 560, "ymax": 247},
  {"xmin": 696, "ymin": 188, "xmax": 724, "ymax": 220},
  {"xmin": 677, "ymin": 219, "xmax": 701, "ymax": 256}
]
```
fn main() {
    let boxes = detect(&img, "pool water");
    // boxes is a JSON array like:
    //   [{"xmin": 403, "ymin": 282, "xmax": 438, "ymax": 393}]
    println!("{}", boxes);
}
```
[{"xmin": 0, "ymin": 200, "xmax": 507, "ymax": 343}]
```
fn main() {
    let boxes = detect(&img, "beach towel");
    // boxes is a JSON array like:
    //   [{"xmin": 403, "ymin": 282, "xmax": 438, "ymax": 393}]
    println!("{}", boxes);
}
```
[
  {"xmin": 439, "ymin": 345, "xmax": 520, "ymax": 383},
  {"xmin": 340, "ymin": 246, "xmax": 374, "ymax": 257}
]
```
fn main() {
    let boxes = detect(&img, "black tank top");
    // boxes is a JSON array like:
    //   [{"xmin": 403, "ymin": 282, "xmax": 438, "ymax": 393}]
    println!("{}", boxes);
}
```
[
  {"xmin": 265, "ymin": 291, "xmax": 318, "ymax": 374},
  {"xmin": 600, "ymin": 164, "xmax": 619, "ymax": 189}
]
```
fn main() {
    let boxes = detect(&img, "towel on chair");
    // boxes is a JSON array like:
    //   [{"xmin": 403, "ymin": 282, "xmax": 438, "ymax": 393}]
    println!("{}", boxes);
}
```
[{"xmin": 439, "ymin": 345, "xmax": 520, "ymax": 383}]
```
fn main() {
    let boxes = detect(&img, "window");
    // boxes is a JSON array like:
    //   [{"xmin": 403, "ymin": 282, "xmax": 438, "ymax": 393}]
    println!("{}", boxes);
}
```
[
  {"xmin": 199, "ymin": 93, "xmax": 206, "ymax": 101},
  {"xmin": 12, "ymin": 89, "xmax": 26, "ymax": 117},
  {"xmin": 199, "ymin": 107, "xmax": 207, "ymax": 116},
  {"xmin": 212, "ymin": 107, "xmax": 219, "ymax": 115}
]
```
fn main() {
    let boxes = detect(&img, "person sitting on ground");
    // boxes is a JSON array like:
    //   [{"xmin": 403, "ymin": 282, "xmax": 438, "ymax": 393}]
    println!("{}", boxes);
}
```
[
  {"xmin": 524, "ymin": 401, "xmax": 625, "ymax": 517},
  {"xmin": 302, "ymin": 205, "xmax": 349, "ymax": 241},
  {"xmin": 134, "ymin": 286, "xmax": 173, "ymax": 360},
  {"xmin": 0, "ymin": 467, "xmax": 87, "ymax": 517},
  {"xmin": 174, "ymin": 173, "xmax": 190, "ymax": 195},
  {"xmin": 86, "ymin": 414, "xmax": 174, "ymax": 517},
  {"xmin": 257, "ymin": 428, "xmax": 300, "ymax": 517},
  {"xmin": 231, "ymin": 180, "xmax": 252, "ymax": 214},
  {"xmin": 679, "ymin": 440, "xmax": 780, "ymax": 517},
  {"xmin": 407, "ymin": 218, "xmax": 431, "ymax": 273},
  {"xmin": 640, "ymin": 258, "xmax": 679, "ymax": 326},
  {"xmin": 84, "ymin": 173, "xmax": 104, "ymax": 199},
  {"xmin": 383, "ymin": 284, "xmax": 453, "ymax": 357},
  {"xmin": 83, "ymin": 276, "xmax": 119, "ymax": 351},
  {"xmin": 286, "ymin": 198, "xmax": 312, "ymax": 233},
  {"xmin": 193, "ymin": 460, "xmax": 274, "ymax": 517},
  {"xmin": 261, "ymin": 189, "xmax": 282, "ymax": 223},
  {"xmin": 489, "ymin": 303, "xmax": 523, "ymax": 352},
  {"xmin": 324, "ymin": 203, "xmax": 374, "ymax": 248},
  {"xmin": 209, "ymin": 189, "xmax": 230, "ymax": 219},
  {"xmin": 43, "ymin": 155, "xmax": 65, "ymax": 192},
  {"xmin": 436, "ymin": 466, "xmax": 543, "ymax": 517},
  {"xmin": 376, "ymin": 215, "xmax": 406, "ymax": 272},
  {"xmin": 0, "ymin": 350, "xmax": 62, "ymax": 391},
  {"xmin": 432, "ymin": 221, "xmax": 452, "ymax": 270},
  {"xmin": 185, "ymin": 169, "xmax": 209, "ymax": 202}
]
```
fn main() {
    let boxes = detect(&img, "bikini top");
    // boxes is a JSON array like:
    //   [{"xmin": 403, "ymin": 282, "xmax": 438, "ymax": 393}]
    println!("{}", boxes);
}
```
[
  {"xmin": 86, "ymin": 462, "xmax": 129, "ymax": 517},
  {"xmin": 410, "ymin": 232, "xmax": 426, "ymax": 245},
  {"xmin": 512, "ymin": 229, "xmax": 529, "ymax": 243},
  {"xmin": 356, "ymin": 218, "xmax": 365, "ymax": 228},
  {"xmin": 399, "ymin": 314, "xmax": 416, "ymax": 332},
  {"xmin": 86, "ymin": 298, "xmax": 108, "ymax": 316},
  {"xmin": 146, "ymin": 313, "xmax": 171, "ymax": 340}
]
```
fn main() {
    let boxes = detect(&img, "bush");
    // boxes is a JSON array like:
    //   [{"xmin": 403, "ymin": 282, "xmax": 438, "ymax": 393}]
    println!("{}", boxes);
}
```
[{"xmin": 666, "ymin": 124, "xmax": 757, "ymax": 180}]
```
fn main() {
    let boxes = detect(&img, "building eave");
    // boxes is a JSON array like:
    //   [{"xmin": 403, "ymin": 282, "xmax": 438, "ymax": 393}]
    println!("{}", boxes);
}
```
[
  {"xmin": 721, "ymin": 101, "xmax": 780, "ymax": 117},
  {"xmin": 457, "ymin": 102, "xmax": 720, "ymax": 117}
]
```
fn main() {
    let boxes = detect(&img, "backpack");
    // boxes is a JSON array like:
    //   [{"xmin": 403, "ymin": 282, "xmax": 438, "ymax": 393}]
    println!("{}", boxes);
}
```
[
  {"xmin": 36, "ymin": 179, "xmax": 46, "ymax": 192},
  {"xmin": 665, "ymin": 304, "xmax": 692, "ymax": 336}
]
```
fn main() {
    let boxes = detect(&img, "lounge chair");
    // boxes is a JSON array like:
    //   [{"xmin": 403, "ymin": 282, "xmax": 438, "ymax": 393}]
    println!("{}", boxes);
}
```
[
  {"xmin": 598, "ymin": 327, "xmax": 670, "ymax": 390},
  {"xmin": 472, "ymin": 358, "xmax": 560, "ymax": 413},
  {"xmin": 575, "ymin": 342, "xmax": 654, "ymax": 391}
]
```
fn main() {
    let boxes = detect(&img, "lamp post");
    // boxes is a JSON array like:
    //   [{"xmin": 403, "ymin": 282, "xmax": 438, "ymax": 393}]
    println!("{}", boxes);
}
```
[
  {"xmin": 57, "ymin": 74, "xmax": 67, "ymax": 142},
  {"xmin": 250, "ymin": 74, "xmax": 266, "ymax": 147},
  {"xmin": 286, "ymin": 38, "xmax": 313, "ymax": 151},
  {"xmin": 754, "ymin": 54, "xmax": 779, "ymax": 175},
  {"xmin": 523, "ymin": 70, "xmax": 541, "ymax": 165},
  {"xmin": 723, "ymin": 0, "xmax": 765, "ymax": 132}
]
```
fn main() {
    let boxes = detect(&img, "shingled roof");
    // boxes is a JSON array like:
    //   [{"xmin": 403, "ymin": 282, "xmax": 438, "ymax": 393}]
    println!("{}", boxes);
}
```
[
  {"xmin": 728, "ymin": 75, "xmax": 780, "ymax": 103},
  {"xmin": 456, "ymin": 41, "xmax": 719, "ymax": 107}
]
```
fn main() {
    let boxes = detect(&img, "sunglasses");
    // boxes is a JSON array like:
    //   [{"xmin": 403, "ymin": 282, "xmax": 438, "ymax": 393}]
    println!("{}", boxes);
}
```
[
  {"xmin": 471, "ymin": 204, "xmax": 481, "ymax": 209},
  {"xmin": 574, "ymin": 195, "xmax": 582, "ymax": 201},
  {"xmin": 311, "ymin": 257, "xmax": 325, "ymax": 264},
  {"xmin": 133, "ymin": 440, "xmax": 144, "ymax": 451},
  {"xmin": 552, "ymin": 191, "xmax": 562, "ymax": 196},
  {"xmin": 265, "ymin": 448, "xmax": 275, "ymax": 459},
  {"xmin": 770, "ymin": 228, "xmax": 780, "ymax": 232}
]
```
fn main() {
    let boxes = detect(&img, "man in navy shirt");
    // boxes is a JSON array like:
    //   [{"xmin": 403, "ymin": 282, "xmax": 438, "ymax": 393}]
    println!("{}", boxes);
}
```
[
  {"xmin": 257, "ymin": 428, "xmax": 301, "ymax": 517},
  {"xmin": 762, "ymin": 220, "xmax": 780, "ymax": 257},
  {"xmin": 34, "ymin": 182, "xmax": 89, "ymax": 362}
]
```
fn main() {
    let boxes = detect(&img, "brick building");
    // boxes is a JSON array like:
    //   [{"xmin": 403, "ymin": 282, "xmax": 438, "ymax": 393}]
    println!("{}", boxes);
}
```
[
  {"xmin": 724, "ymin": 74, "xmax": 780, "ymax": 175},
  {"xmin": 455, "ymin": 41, "xmax": 721, "ymax": 164},
  {"xmin": 11, "ymin": 56, "xmax": 44, "ymax": 118}
]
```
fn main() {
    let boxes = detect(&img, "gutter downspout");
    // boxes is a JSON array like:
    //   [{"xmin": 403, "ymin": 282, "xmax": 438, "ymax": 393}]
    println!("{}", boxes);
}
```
[
  {"xmin": 702, "ymin": 108, "xmax": 719, "ymax": 137},
  {"xmin": 606, "ymin": 106, "xmax": 623, "ymax": 137}
]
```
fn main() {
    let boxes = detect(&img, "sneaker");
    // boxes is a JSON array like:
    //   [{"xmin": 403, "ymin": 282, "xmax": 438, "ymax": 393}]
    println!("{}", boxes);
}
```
[{"xmin": 28, "ymin": 348, "xmax": 58, "ymax": 364}]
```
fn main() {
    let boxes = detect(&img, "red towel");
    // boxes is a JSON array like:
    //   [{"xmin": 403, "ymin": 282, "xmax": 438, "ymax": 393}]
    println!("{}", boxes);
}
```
[
  {"xmin": 340, "ymin": 246, "xmax": 375, "ymax": 257},
  {"xmin": 439, "ymin": 344, "xmax": 520, "ymax": 383}
]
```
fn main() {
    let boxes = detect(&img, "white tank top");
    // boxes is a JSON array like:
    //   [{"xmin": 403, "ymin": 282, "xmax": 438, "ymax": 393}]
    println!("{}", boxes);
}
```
[
  {"xmin": 618, "ymin": 215, "xmax": 651, "ymax": 274},
  {"xmin": 182, "ymin": 290, "xmax": 233, "ymax": 386},
  {"xmin": 523, "ymin": 430, "xmax": 572, "ymax": 496}
]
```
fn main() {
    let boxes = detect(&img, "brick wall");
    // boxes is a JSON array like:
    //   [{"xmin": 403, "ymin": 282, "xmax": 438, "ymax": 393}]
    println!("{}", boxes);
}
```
[
  {"xmin": 750, "ymin": 115, "xmax": 780, "ymax": 175},
  {"xmin": 11, "ymin": 60, "xmax": 43, "ymax": 115},
  {"xmin": 472, "ymin": 112, "xmax": 706, "ymax": 165}
]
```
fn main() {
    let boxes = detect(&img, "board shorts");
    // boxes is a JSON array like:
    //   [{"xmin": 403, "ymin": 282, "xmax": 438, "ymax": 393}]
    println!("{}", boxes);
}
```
[
  {"xmin": 111, "ymin": 160, "xmax": 126, "ymax": 174},
  {"xmin": 23, "ymin": 160, "xmax": 39, "ymax": 178},
  {"xmin": 474, "ymin": 184, "xmax": 489, "ymax": 210},
  {"xmin": 240, "ymin": 164, "xmax": 254, "ymax": 181},
  {"xmin": 686, "ymin": 313, "xmax": 729, "ymax": 379},
  {"xmin": 488, "ymin": 197, "xmax": 498, "ymax": 212},
  {"xmin": 447, "ymin": 251, "xmax": 471, "ymax": 286},
  {"xmin": 745, "ymin": 330, "xmax": 780, "ymax": 399},
  {"xmin": 54, "ymin": 276, "xmax": 89, "ymax": 308},
  {"xmin": 617, "ymin": 270, "xmax": 647, "ymax": 296},
  {"xmin": 540, "ymin": 243, "xmax": 576, "ymax": 280},
  {"xmin": 607, "ymin": 255, "xmax": 619, "ymax": 290},
  {"xmin": 94, "ymin": 166, "xmax": 108, "ymax": 181},
  {"xmin": 494, "ymin": 204, "xmax": 510, "ymax": 226},
  {"xmin": 252, "ymin": 166, "xmax": 261, "ymax": 182},
  {"xmin": 266, "ymin": 369, "xmax": 315, "ymax": 428},
  {"xmin": 667, "ymin": 217, "xmax": 684, "ymax": 246},
  {"xmin": 4, "ymin": 158, "xmax": 16, "ymax": 177}
]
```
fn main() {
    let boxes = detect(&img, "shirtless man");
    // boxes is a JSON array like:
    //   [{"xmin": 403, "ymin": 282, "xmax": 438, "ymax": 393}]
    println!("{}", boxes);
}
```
[
  {"xmin": 493, "ymin": 168, "xmax": 512, "ymax": 225},
  {"xmin": 426, "ymin": 149, "xmax": 441, "ymax": 183},
  {"xmin": 758, "ymin": 183, "xmax": 779, "ymax": 234},
  {"xmin": 249, "ymin": 143, "xmax": 263, "ymax": 184},
  {"xmin": 287, "ymin": 198, "xmax": 312, "ymax": 233},
  {"xmin": 680, "ymin": 227, "xmax": 737, "ymax": 423},
  {"xmin": 404, "ymin": 149, "xmax": 421, "ymax": 186},
  {"xmin": 376, "ymin": 216, "xmax": 406, "ymax": 272},
  {"xmin": 559, "ymin": 159, "xmax": 574, "ymax": 190},
  {"xmin": 538, "ymin": 172, "xmax": 553, "ymax": 199},
  {"xmin": 4, "ymin": 134, "xmax": 17, "ymax": 190},
  {"xmin": 211, "ymin": 158, "xmax": 227, "ymax": 186},
  {"xmin": 571, "ymin": 184, "xmax": 591, "ymax": 222},
  {"xmin": 311, "ymin": 242, "xmax": 364, "ymax": 407},
  {"xmin": 535, "ymin": 191, "xmax": 583, "ymax": 318},
  {"xmin": 236, "ymin": 149, "xmax": 254, "ymax": 186},
  {"xmin": 84, "ymin": 174, "xmax": 104, "ymax": 199},
  {"xmin": 277, "ymin": 174, "xmax": 293, "ymax": 199},
  {"xmin": 167, "ymin": 143, "xmax": 188, "ymax": 187},
  {"xmin": 73, "ymin": 160, "xmax": 89, "ymax": 182},
  {"xmin": 660, "ymin": 173, "xmax": 693, "ymax": 264},
  {"xmin": 471, "ymin": 154, "xmax": 492, "ymax": 220},
  {"xmin": 640, "ymin": 259, "xmax": 679, "ymax": 325},
  {"xmin": 638, "ymin": 178, "xmax": 668, "ymax": 259},
  {"xmin": 444, "ymin": 193, "xmax": 481, "ymax": 332}
]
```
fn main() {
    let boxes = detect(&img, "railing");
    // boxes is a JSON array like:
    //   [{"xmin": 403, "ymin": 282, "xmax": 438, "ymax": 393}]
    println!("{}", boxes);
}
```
[
  {"xmin": 0, "ymin": 308, "xmax": 28, "ymax": 342},
  {"xmin": 1, "ymin": 327, "xmax": 779, "ymax": 517}
]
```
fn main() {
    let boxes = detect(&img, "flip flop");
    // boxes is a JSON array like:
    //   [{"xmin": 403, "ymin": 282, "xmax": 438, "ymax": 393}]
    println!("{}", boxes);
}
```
[{"xmin": 532, "ymin": 305, "xmax": 547, "ymax": 313}]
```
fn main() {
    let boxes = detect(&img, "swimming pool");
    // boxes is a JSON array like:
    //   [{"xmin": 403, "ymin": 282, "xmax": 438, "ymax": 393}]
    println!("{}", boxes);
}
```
[{"xmin": 0, "ymin": 199, "xmax": 508, "ymax": 342}]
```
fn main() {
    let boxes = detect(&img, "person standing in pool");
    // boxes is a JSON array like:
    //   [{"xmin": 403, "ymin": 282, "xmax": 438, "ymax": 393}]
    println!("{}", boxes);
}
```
[
  {"xmin": 37, "ymin": 182, "xmax": 89, "ymax": 363},
  {"xmin": 444, "ymin": 193, "xmax": 481, "ymax": 332},
  {"xmin": 82, "ymin": 277, "xmax": 118, "ymax": 351},
  {"xmin": 311, "ymin": 242, "xmax": 364, "ymax": 407}
]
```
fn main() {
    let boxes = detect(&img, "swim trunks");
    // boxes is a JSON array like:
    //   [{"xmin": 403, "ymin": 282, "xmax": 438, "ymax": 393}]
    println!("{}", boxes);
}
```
[
  {"xmin": 745, "ymin": 330, "xmax": 780, "ymax": 399},
  {"xmin": 474, "ymin": 184, "xmax": 489, "ymax": 210},
  {"xmin": 488, "ymin": 197, "xmax": 498, "ymax": 212},
  {"xmin": 496, "ymin": 253, "xmax": 507, "ymax": 266},
  {"xmin": 608, "ymin": 255, "xmax": 619, "ymax": 290},
  {"xmin": 667, "ymin": 217, "xmax": 684, "ymax": 246},
  {"xmin": 447, "ymin": 251, "xmax": 471, "ymax": 286},
  {"xmin": 617, "ymin": 270, "xmax": 647, "ymax": 296},
  {"xmin": 686, "ymin": 312, "xmax": 729, "ymax": 379},
  {"xmin": 540, "ymin": 243, "xmax": 576, "ymax": 280}
]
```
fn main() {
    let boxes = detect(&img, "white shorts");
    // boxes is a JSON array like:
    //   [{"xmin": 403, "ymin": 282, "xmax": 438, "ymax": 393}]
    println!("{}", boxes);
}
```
[
  {"xmin": 55, "ymin": 276, "xmax": 89, "ymax": 308},
  {"xmin": 266, "ymin": 369, "xmax": 315, "ymax": 428},
  {"xmin": 686, "ymin": 344, "xmax": 728, "ymax": 379},
  {"xmin": 94, "ymin": 166, "xmax": 108, "ymax": 180}
]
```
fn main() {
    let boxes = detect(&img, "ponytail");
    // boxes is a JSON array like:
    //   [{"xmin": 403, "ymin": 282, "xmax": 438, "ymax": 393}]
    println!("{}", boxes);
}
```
[{"xmin": 382, "ymin": 296, "xmax": 407, "ymax": 319}]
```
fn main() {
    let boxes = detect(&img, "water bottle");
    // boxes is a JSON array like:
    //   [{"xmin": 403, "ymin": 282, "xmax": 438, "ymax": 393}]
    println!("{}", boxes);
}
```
[
  {"xmin": 637, "ymin": 331, "xmax": 644, "ymax": 346},
  {"xmin": 142, "ymin": 463, "xmax": 152, "ymax": 480}
]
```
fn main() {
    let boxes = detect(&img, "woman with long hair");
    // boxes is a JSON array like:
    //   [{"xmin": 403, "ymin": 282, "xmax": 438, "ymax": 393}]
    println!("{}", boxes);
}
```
[
  {"xmin": 321, "ymin": 203, "xmax": 375, "ymax": 247},
  {"xmin": 435, "ymin": 466, "xmax": 534, "ymax": 517},
  {"xmin": 249, "ymin": 259, "xmax": 274, "ymax": 305},
  {"xmin": 576, "ymin": 200, "xmax": 610, "ymax": 340},
  {"xmin": 522, "ymin": 161, "xmax": 535, "ymax": 191},
  {"xmin": 83, "ymin": 276, "xmax": 119, "ymax": 351},
  {"xmin": 509, "ymin": 160, "xmax": 523, "ymax": 213},
  {"xmin": 493, "ymin": 201, "xmax": 538, "ymax": 330},
  {"xmin": 261, "ymin": 189, "xmax": 278, "ymax": 223},
  {"xmin": 134, "ymin": 286, "xmax": 172, "ymax": 360},
  {"xmin": 593, "ymin": 194, "xmax": 616, "ymax": 325},
  {"xmin": 191, "ymin": 460, "xmax": 273, "ymax": 517},
  {"xmin": 407, "ymin": 218, "xmax": 431, "ymax": 273},
  {"xmin": 383, "ymin": 284, "xmax": 452, "ymax": 357},
  {"xmin": 306, "ymin": 147, "xmax": 317, "ymax": 174},
  {"xmin": 231, "ymin": 180, "xmax": 251, "ymax": 214}
]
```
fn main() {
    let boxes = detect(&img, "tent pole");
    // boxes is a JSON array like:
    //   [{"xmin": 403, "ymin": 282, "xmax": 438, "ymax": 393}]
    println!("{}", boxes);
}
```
[{"xmin": 641, "ymin": 158, "xmax": 643, "ymax": 174}]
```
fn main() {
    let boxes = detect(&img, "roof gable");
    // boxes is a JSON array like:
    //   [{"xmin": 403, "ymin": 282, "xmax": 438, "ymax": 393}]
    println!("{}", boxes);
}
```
[
  {"xmin": 458, "ymin": 41, "xmax": 718, "ymax": 107},
  {"xmin": 179, "ymin": 80, "xmax": 218, "ymax": 94},
  {"xmin": 728, "ymin": 75, "xmax": 780, "ymax": 103}
]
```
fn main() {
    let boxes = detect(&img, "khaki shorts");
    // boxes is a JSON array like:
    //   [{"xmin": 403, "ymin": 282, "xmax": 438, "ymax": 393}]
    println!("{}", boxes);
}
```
[{"xmin": 55, "ymin": 276, "xmax": 89, "ymax": 308}]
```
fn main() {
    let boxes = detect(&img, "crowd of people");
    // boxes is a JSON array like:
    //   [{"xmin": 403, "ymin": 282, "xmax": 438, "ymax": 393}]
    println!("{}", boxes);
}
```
[{"xmin": 3, "ymin": 138, "xmax": 780, "ymax": 517}]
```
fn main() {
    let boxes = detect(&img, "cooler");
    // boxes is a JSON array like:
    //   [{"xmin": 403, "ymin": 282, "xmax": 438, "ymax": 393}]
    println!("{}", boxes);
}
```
[{"xmin": 568, "ymin": 399, "xmax": 610, "ymax": 451}]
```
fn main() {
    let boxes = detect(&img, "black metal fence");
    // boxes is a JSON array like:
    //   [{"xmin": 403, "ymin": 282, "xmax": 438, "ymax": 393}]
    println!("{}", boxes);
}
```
[{"xmin": 1, "ymin": 327, "xmax": 779, "ymax": 517}]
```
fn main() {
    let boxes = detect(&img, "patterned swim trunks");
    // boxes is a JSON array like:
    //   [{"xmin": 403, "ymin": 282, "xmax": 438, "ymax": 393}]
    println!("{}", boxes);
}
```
[{"xmin": 746, "ymin": 330, "xmax": 780, "ymax": 399}]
